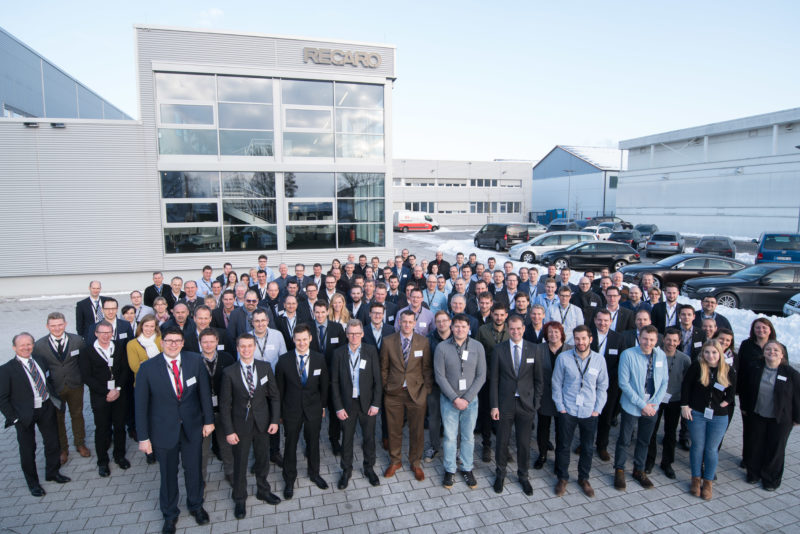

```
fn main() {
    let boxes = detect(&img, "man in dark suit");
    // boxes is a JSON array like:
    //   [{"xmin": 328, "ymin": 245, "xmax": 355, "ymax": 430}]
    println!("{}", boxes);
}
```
[
  {"xmin": 76, "ymin": 280, "xmax": 109, "ymax": 339},
  {"xmin": 275, "ymin": 324, "xmax": 329, "ymax": 499},
  {"xmin": 621, "ymin": 309, "xmax": 665, "ymax": 351},
  {"xmin": 32, "ymin": 312, "xmax": 89, "ymax": 464},
  {"xmin": 692, "ymin": 295, "xmax": 732, "ymax": 332},
  {"xmin": 309, "ymin": 300, "xmax": 346, "ymax": 454},
  {"xmin": 0, "ymin": 332, "xmax": 70, "ymax": 496},
  {"xmin": 215, "ymin": 263, "xmax": 233, "ymax": 286},
  {"xmin": 428, "ymin": 251, "xmax": 451, "ymax": 280},
  {"xmin": 212, "ymin": 290, "xmax": 236, "ymax": 330},
  {"xmin": 590, "ymin": 309, "xmax": 623, "ymax": 461},
  {"xmin": 289, "ymin": 263, "xmax": 313, "ymax": 293},
  {"xmin": 182, "ymin": 306, "xmax": 224, "ymax": 354},
  {"xmin": 523, "ymin": 304, "xmax": 546, "ymax": 344},
  {"xmin": 226, "ymin": 290, "xmax": 276, "ymax": 349},
  {"xmin": 219, "ymin": 334, "xmax": 281, "ymax": 519},
  {"xmin": 135, "ymin": 327, "xmax": 215, "ymax": 533},
  {"xmin": 79, "ymin": 320, "xmax": 131, "ymax": 477},
  {"xmin": 557, "ymin": 268, "xmax": 578, "ymax": 295},
  {"xmin": 490, "ymin": 315, "xmax": 543, "ymax": 495},
  {"xmin": 591, "ymin": 287, "xmax": 634, "ymax": 333},
  {"xmin": 363, "ymin": 302, "xmax": 395, "ymax": 351},
  {"xmin": 144, "ymin": 271, "xmax": 169, "ymax": 308},
  {"xmin": 650, "ymin": 283, "xmax": 680, "ymax": 334},
  {"xmin": 372, "ymin": 284, "xmax": 398, "ymax": 326},
  {"xmin": 677, "ymin": 305, "xmax": 705, "ymax": 359},
  {"xmin": 276, "ymin": 295, "xmax": 309, "ymax": 352},
  {"xmin": 331, "ymin": 320, "xmax": 382, "ymax": 489},
  {"xmin": 347, "ymin": 286, "xmax": 370, "ymax": 325},
  {"xmin": 85, "ymin": 297, "xmax": 136, "ymax": 346}
]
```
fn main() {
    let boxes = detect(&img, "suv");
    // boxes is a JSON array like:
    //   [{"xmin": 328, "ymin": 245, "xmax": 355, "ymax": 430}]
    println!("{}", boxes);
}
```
[
  {"xmin": 585, "ymin": 216, "xmax": 633, "ymax": 229},
  {"xmin": 609, "ymin": 229, "xmax": 645, "ymax": 249},
  {"xmin": 693, "ymin": 236, "xmax": 736, "ymax": 258},
  {"xmin": 508, "ymin": 231, "xmax": 597, "ymax": 264},
  {"xmin": 473, "ymin": 223, "xmax": 530, "ymax": 251},
  {"xmin": 547, "ymin": 219, "xmax": 581, "ymax": 232},
  {"xmin": 754, "ymin": 233, "xmax": 800, "ymax": 264}
]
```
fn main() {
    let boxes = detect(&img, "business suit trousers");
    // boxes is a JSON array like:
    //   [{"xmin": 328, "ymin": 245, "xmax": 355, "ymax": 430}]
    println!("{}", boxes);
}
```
[
  {"xmin": 328, "ymin": 394, "xmax": 342, "ymax": 444},
  {"xmin": 56, "ymin": 385, "xmax": 86, "ymax": 451},
  {"xmin": 495, "ymin": 399, "xmax": 534, "ymax": 479},
  {"xmin": 340, "ymin": 400, "xmax": 377, "ymax": 473},
  {"xmin": 269, "ymin": 425, "xmax": 281, "ymax": 457},
  {"xmin": 384, "ymin": 389, "xmax": 426, "ymax": 468},
  {"xmin": 154, "ymin": 431, "xmax": 204, "ymax": 521},
  {"xmin": 744, "ymin": 414, "xmax": 793, "ymax": 489},
  {"xmin": 283, "ymin": 416, "xmax": 322, "ymax": 484},
  {"xmin": 614, "ymin": 411, "xmax": 657, "ymax": 471},
  {"xmin": 91, "ymin": 395, "xmax": 128, "ymax": 467},
  {"xmin": 15, "ymin": 400, "xmax": 60, "ymax": 488},
  {"xmin": 202, "ymin": 411, "xmax": 233, "ymax": 479},
  {"xmin": 647, "ymin": 401, "xmax": 682, "ymax": 467},
  {"xmin": 231, "ymin": 422, "xmax": 272, "ymax": 503},
  {"xmin": 426, "ymin": 384, "xmax": 442, "ymax": 453},
  {"xmin": 556, "ymin": 413, "xmax": 598, "ymax": 481},
  {"xmin": 536, "ymin": 413, "xmax": 559, "ymax": 457},
  {"xmin": 595, "ymin": 383, "xmax": 621, "ymax": 451},
  {"xmin": 477, "ymin": 382, "xmax": 494, "ymax": 448}
]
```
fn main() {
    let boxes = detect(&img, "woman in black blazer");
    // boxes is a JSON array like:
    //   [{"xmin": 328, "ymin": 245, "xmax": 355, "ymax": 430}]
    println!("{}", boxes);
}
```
[
  {"xmin": 736, "ymin": 318, "xmax": 776, "ymax": 465},
  {"xmin": 738, "ymin": 341, "xmax": 800, "ymax": 491}
]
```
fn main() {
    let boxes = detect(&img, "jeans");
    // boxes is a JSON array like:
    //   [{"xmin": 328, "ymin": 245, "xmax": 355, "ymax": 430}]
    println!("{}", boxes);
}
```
[
  {"xmin": 556, "ymin": 412, "xmax": 598, "ymax": 481},
  {"xmin": 687, "ymin": 410, "xmax": 729, "ymax": 480},
  {"xmin": 440, "ymin": 394, "xmax": 478, "ymax": 473},
  {"xmin": 647, "ymin": 402, "xmax": 681, "ymax": 467},
  {"xmin": 614, "ymin": 410, "xmax": 657, "ymax": 471}
]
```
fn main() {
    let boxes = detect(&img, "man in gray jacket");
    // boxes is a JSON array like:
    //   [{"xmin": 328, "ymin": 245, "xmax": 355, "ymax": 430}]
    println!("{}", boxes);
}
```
[{"xmin": 434, "ymin": 314, "xmax": 486, "ymax": 490}]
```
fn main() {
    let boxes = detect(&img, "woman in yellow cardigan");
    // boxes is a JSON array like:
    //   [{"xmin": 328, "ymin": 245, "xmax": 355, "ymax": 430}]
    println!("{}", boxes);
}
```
[{"xmin": 127, "ymin": 314, "xmax": 162, "ymax": 465}]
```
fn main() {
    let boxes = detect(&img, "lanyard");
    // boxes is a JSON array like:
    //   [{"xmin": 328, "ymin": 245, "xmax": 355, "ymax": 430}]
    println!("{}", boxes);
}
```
[
  {"xmin": 573, "ymin": 353, "xmax": 591, "ymax": 390},
  {"xmin": 453, "ymin": 338, "xmax": 469, "ymax": 377},
  {"xmin": 559, "ymin": 305, "xmax": 570, "ymax": 324},
  {"xmin": 597, "ymin": 334, "xmax": 607, "ymax": 355},
  {"xmin": 255, "ymin": 334, "xmax": 268, "ymax": 360},
  {"xmin": 426, "ymin": 292, "xmax": 435, "ymax": 307},
  {"xmin": 349, "ymin": 347, "xmax": 361, "ymax": 382},
  {"xmin": 666, "ymin": 305, "xmax": 677, "ymax": 325}
]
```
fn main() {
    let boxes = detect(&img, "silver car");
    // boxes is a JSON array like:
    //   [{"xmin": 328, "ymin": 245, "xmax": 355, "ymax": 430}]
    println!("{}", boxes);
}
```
[
  {"xmin": 784, "ymin": 292, "xmax": 800, "ymax": 316},
  {"xmin": 508, "ymin": 231, "xmax": 597, "ymax": 264},
  {"xmin": 645, "ymin": 231, "xmax": 685, "ymax": 257}
]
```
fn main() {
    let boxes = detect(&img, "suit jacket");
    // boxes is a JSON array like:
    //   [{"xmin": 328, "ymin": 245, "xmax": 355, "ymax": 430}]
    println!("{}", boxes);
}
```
[
  {"xmin": 182, "ymin": 326, "xmax": 225, "ymax": 354},
  {"xmin": 571, "ymin": 290, "xmax": 604, "ymax": 324},
  {"xmin": 310, "ymin": 321, "xmax": 347, "ymax": 368},
  {"xmin": 85, "ymin": 317, "xmax": 135, "ymax": 347},
  {"xmin": 651, "ymin": 302, "xmax": 680, "ymax": 335},
  {"xmin": 211, "ymin": 307, "xmax": 235, "ymax": 330},
  {"xmin": 0, "ymin": 357, "xmax": 62, "ymax": 427},
  {"xmin": 226, "ymin": 306, "xmax": 276, "ymax": 347},
  {"xmin": 32, "ymin": 333, "xmax": 85, "ymax": 391},
  {"xmin": 386, "ymin": 292, "xmax": 408, "ymax": 309},
  {"xmin": 78, "ymin": 342, "xmax": 131, "ymax": 406},
  {"xmin": 134, "ymin": 351, "xmax": 214, "ymax": 448},
  {"xmin": 76, "ymin": 296, "xmax": 111, "ymax": 339},
  {"xmin": 219, "ymin": 359, "xmax": 280, "ymax": 435},
  {"xmin": 143, "ymin": 284, "xmax": 169, "ymax": 308},
  {"xmin": 158, "ymin": 317, "xmax": 196, "ymax": 342},
  {"xmin": 678, "ymin": 327, "xmax": 706, "ymax": 359},
  {"xmin": 590, "ymin": 306, "xmax": 635, "ymax": 333},
  {"xmin": 330, "ymin": 344, "xmax": 382, "ymax": 414},
  {"xmin": 199, "ymin": 350, "xmax": 236, "ymax": 411},
  {"xmin": 363, "ymin": 323, "xmax": 395, "ymax": 352},
  {"xmin": 490, "ymin": 340, "xmax": 544, "ymax": 415},
  {"xmin": 523, "ymin": 324, "xmax": 545, "ymax": 344},
  {"xmin": 590, "ymin": 327, "xmax": 622, "ymax": 387},
  {"xmin": 380, "ymin": 332, "xmax": 432, "ymax": 405},
  {"xmin": 692, "ymin": 312, "xmax": 732, "ymax": 332},
  {"xmin": 373, "ymin": 301, "xmax": 398, "ymax": 326},
  {"xmin": 275, "ymin": 350, "xmax": 328, "ymax": 422},
  {"xmin": 739, "ymin": 362, "xmax": 800, "ymax": 427},
  {"xmin": 347, "ymin": 301, "xmax": 370, "ymax": 326}
]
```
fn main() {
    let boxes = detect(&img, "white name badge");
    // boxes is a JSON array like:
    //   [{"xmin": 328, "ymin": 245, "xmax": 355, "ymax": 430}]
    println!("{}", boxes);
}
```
[
  {"xmin": 662, "ymin": 393, "xmax": 672, "ymax": 404},
  {"xmin": 643, "ymin": 394, "xmax": 651, "ymax": 402},
  {"xmin": 725, "ymin": 357, "xmax": 733, "ymax": 365},
  {"xmin": 693, "ymin": 341, "xmax": 702, "ymax": 348},
  {"xmin": 526, "ymin": 358, "xmax": 535, "ymax": 364},
  {"xmin": 331, "ymin": 337, "xmax": 339, "ymax": 344},
  {"xmin": 461, "ymin": 351, "xmax": 469, "ymax": 361},
  {"xmin": 414, "ymin": 350, "xmax": 423, "ymax": 358},
  {"xmin": 186, "ymin": 376, "xmax": 197, "ymax": 387},
  {"xmin": 388, "ymin": 315, "xmax": 395, "ymax": 321},
  {"xmin": 34, "ymin": 398, "xmax": 42, "ymax": 409},
  {"xmin": 211, "ymin": 395, "xmax": 218, "ymax": 407},
  {"xmin": 70, "ymin": 349, "xmax": 80, "ymax": 356},
  {"xmin": 588, "ymin": 368, "xmax": 599, "ymax": 376},
  {"xmin": 703, "ymin": 407, "xmax": 715, "ymax": 419},
  {"xmin": 217, "ymin": 345, "xmax": 225, "ymax": 351},
  {"xmin": 590, "ymin": 302, "xmax": 598, "ymax": 307},
  {"xmin": 119, "ymin": 333, "xmax": 128, "ymax": 339},
  {"xmin": 575, "ymin": 393, "xmax": 585, "ymax": 407},
  {"xmin": 107, "ymin": 380, "xmax": 116, "ymax": 390},
  {"xmin": 360, "ymin": 359, "xmax": 367, "ymax": 370},
  {"xmin": 313, "ymin": 368, "xmax": 321, "ymax": 376},
  {"xmin": 778, "ymin": 375, "xmax": 787, "ymax": 382},
  {"xmin": 267, "ymin": 345, "xmax": 275, "ymax": 350},
  {"xmin": 402, "ymin": 274, "xmax": 408, "ymax": 278},
  {"xmin": 713, "ymin": 382, "xmax": 725, "ymax": 391},
  {"xmin": 107, "ymin": 358, "xmax": 114, "ymax": 366},
  {"xmin": 419, "ymin": 322, "xmax": 427, "ymax": 328},
  {"xmin": 609, "ymin": 349, "xmax": 618, "ymax": 355},
  {"xmin": 458, "ymin": 379, "xmax": 467, "ymax": 390},
  {"xmin": 260, "ymin": 375, "xmax": 269, "ymax": 385},
  {"xmin": 655, "ymin": 361, "xmax": 663, "ymax": 368},
  {"xmin": 353, "ymin": 387, "xmax": 359, "ymax": 398}
]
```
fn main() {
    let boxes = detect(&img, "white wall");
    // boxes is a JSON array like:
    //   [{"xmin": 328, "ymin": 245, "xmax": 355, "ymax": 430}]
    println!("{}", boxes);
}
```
[{"xmin": 530, "ymin": 170, "xmax": 617, "ymax": 219}]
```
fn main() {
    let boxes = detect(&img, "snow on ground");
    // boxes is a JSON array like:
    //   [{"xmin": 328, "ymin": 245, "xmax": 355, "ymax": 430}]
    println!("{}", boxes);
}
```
[{"xmin": 436, "ymin": 238, "xmax": 799, "ymax": 362}]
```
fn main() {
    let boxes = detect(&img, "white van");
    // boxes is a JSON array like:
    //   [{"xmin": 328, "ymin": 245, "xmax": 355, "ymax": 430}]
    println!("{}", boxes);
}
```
[{"xmin": 393, "ymin": 210, "xmax": 439, "ymax": 232}]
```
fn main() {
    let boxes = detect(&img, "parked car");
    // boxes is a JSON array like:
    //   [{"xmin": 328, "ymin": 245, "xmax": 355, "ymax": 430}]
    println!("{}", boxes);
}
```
[
  {"xmin": 645, "ymin": 231, "xmax": 686, "ymax": 257},
  {"xmin": 598, "ymin": 222, "xmax": 623, "ymax": 231},
  {"xmin": 634, "ymin": 223, "xmax": 659, "ymax": 241},
  {"xmin": 783, "ymin": 292, "xmax": 800, "ymax": 316},
  {"xmin": 546, "ymin": 219, "xmax": 581, "ymax": 232},
  {"xmin": 474, "ymin": 223, "xmax": 531, "ymax": 251},
  {"xmin": 539, "ymin": 240, "xmax": 641, "ymax": 272},
  {"xmin": 692, "ymin": 235, "xmax": 736, "ymax": 257},
  {"xmin": 681, "ymin": 263, "xmax": 800, "ymax": 313},
  {"xmin": 619, "ymin": 254, "xmax": 748, "ymax": 288},
  {"xmin": 609, "ymin": 229, "xmax": 645, "ymax": 249},
  {"xmin": 523, "ymin": 223, "xmax": 548, "ymax": 239},
  {"xmin": 508, "ymin": 231, "xmax": 597, "ymax": 264},
  {"xmin": 754, "ymin": 232, "xmax": 800, "ymax": 264},
  {"xmin": 582, "ymin": 225, "xmax": 614, "ymax": 240},
  {"xmin": 585, "ymin": 216, "xmax": 633, "ymax": 229}
]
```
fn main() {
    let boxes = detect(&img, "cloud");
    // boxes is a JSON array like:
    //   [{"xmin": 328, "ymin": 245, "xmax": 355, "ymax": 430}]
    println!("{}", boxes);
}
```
[{"xmin": 197, "ymin": 8, "xmax": 224, "ymax": 27}]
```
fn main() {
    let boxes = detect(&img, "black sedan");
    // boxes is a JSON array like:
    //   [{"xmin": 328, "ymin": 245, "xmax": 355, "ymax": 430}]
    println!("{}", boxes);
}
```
[
  {"xmin": 619, "ymin": 254, "xmax": 748, "ymax": 288},
  {"xmin": 609, "ymin": 229, "xmax": 645, "ymax": 249},
  {"xmin": 540, "ymin": 240, "xmax": 641, "ymax": 272},
  {"xmin": 681, "ymin": 263, "xmax": 800, "ymax": 313}
]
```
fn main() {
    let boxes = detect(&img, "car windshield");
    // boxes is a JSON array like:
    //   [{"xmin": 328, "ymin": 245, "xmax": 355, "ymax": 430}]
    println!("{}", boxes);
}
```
[
  {"xmin": 655, "ymin": 256, "xmax": 686, "ymax": 266},
  {"xmin": 564, "ymin": 242, "xmax": 584, "ymax": 252},
  {"xmin": 733, "ymin": 265, "xmax": 776, "ymax": 280}
]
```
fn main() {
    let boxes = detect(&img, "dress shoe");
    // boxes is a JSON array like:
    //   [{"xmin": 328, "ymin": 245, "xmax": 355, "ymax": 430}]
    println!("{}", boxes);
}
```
[
  {"xmin": 578, "ymin": 479, "xmax": 595, "ymax": 497},
  {"xmin": 382, "ymin": 438, "xmax": 389, "ymax": 450},
  {"xmin": 614, "ymin": 469, "xmax": 626, "ymax": 490},
  {"xmin": 746, "ymin": 473, "xmax": 760, "ymax": 484},
  {"xmin": 60, "ymin": 451, "xmax": 68, "ymax": 465},
  {"xmin": 45, "ymin": 473, "xmax": 71, "ymax": 484},
  {"xmin": 679, "ymin": 438, "xmax": 690, "ymax": 451},
  {"xmin": 520, "ymin": 478, "xmax": 533, "ymax": 496},
  {"xmin": 270, "ymin": 452, "xmax": 284, "ymax": 468},
  {"xmin": 77, "ymin": 445, "xmax": 91, "ymax": 457},
  {"xmin": 162, "ymin": 518, "xmax": 177, "ymax": 534},
  {"xmin": 554, "ymin": 479, "xmax": 567, "ymax": 497},
  {"xmin": 190, "ymin": 507, "xmax": 210, "ymax": 525},
  {"xmin": 424, "ymin": 447, "xmax": 438, "ymax": 463},
  {"xmin": 632, "ymin": 469, "xmax": 654, "ymax": 489},
  {"xmin": 762, "ymin": 483, "xmax": 777, "ymax": 492},
  {"xmin": 147, "ymin": 453, "xmax": 157, "ymax": 465},
  {"xmin": 256, "ymin": 491, "xmax": 281, "ymax": 505},
  {"xmin": 310, "ymin": 474, "xmax": 328, "ymax": 490},
  {"xmin": 384, "ymin": 463, "xmax": 402, "ymax": 478},
  {"xmin": 331, "ymin": 440, "xmax": 342, "ymax": 456},
  {"xmin": 338, "ymin": 471, "xmax": 351, "ymax": 490},
  {"xmin": 283, "ymin": 485, "xmax": 294, "ymax": 500},
  {"xmin": 413, "ymin": 466, "xmax": 425, "ymax": 481},
  {"xmin": 597, "ymin": 449, "xmax": 611, "ymax": 462},
  {"xmin": 533, "ymin": 454, "xmax": 546, "ymax": 469},
  {"xmin": 493, "ymin": 476, "xmax": 505, "ymax": 494},
  {"xmin": 443, "ymin": 472, "xmax": 455, "ymax": 489},
  {"xmin": 364, "ymin": 467, "xmax": 380, "ymax": 486},
  {"xmin": 661, "ymin": 463, "xmax": 676, "ymax": 479},
  {"xmin": 482, "ymin": 447, "xmax": 492, "ymax": 463},
  {"xmin": 234, "ymin": 501, "xmax": 246, "ymax": 519},
  {"xmin": 98, "ymin": 465, "xmax": 111, "ymax": 477},
  {"xmin": 30, "ymin": 485, "xmax": 46, "ymax": 497},
  {"xmin": 116, "ymin": 458, "xmax": 131, "ymax": 470}
]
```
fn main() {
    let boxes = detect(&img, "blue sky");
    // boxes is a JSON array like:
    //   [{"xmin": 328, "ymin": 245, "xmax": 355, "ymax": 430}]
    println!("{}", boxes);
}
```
[{"xmin": 4, "ymin": 1, "xmax": 798, "ymax": 161}]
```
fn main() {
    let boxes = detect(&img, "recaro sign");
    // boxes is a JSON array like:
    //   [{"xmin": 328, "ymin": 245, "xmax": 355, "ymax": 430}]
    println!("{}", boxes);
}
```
[{"xmin": 303, "ymin": 47, "xmax": 381, "ymax": 69}]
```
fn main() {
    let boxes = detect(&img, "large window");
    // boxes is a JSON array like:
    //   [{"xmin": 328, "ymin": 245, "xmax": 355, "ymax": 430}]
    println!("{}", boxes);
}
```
[{"xmin": 470, "ymin": 201, "xmax": 521, "ymax": 214}]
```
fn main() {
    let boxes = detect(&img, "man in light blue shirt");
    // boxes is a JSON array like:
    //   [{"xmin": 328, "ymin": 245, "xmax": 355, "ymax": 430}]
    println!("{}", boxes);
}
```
[
  {"xmin": 422, "ymin": 275, "xmax": 449, "ymax": 314},
  {"xmin": 545, "ymin": 286, "xmax": 584, "ymax": 345},
  {"xmin": 614, "ymin": 325, "xmax": 668, "ymax": 491},
  {"xmin": 552, "ymin": 325, "xmax": 608, "ymax": 497},
  {"xmin": 534, "ymin": 278, "xmax": 558, "ymax": 310}
]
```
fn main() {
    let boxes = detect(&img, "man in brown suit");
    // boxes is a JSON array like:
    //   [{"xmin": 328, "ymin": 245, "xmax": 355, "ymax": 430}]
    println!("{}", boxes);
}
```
[{"xmin": 380, "ymin": 309, "xmax": 433, "ymax": 481}]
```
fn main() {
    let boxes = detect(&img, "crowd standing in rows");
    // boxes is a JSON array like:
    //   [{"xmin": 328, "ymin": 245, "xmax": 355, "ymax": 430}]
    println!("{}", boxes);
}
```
[{"xmin": 1, "ymin": 250, "xmax": 799, "ymax": 534}]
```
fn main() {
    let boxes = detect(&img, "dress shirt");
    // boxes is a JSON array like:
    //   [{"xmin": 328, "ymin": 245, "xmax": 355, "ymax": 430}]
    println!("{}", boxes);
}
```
[
  {"xmin": 551, "ymin": 349, "xmax": 608, "ymax": 418},
  {"xmin": 17, "ymin": 355, "xmax": 47, "ymax": 408}
]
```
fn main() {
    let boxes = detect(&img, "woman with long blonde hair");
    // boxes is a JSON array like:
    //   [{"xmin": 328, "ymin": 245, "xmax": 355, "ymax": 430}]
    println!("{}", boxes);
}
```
[{"xmin": 328, "ymin": 293, "xmax": 350, "ymax": 327}]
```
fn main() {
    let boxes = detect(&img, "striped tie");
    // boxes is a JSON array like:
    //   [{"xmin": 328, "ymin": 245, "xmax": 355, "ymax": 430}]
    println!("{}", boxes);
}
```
[{"xmin": 27, "ymin": 359, "xmax": 49, "ymax": 401}]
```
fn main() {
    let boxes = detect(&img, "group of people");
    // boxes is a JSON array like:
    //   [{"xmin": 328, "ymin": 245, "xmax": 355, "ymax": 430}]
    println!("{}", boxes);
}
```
[{"xmin": 1, "ymin": 249, "xmax": 798, "ymax": 534}]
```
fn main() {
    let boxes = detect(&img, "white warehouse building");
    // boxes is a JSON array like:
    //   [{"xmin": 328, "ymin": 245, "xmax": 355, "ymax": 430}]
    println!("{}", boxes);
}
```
[{"xmin": 617, "ymin": 108, "xmax": 800, "ymax": 236}]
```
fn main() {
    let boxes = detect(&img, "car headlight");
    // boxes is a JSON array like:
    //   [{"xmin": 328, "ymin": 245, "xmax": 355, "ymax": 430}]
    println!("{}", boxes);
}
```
[{"xmin": 697, "ymin": 287, "xmax": 716, "ymax": 294}]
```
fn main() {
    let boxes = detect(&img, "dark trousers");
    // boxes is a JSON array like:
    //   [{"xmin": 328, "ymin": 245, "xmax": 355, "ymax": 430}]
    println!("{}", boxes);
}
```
[
  {"xmin": 555, "ymin": 412, "xmax": 598, "ymax": 481},
  {"xmin": 537, "ymin": 412, "xmax": 559, "ymax": 457},
  {"xmin": 56, "ymin": 385, "xmax": 86, "ymax": 451},
  {"xmin": 495, "ymin": 400, "xmax": 533, "ymax": 479},
  {"xmin": 153, "ymin": 431, "xmax": 204, "ymax": 521},
  {"xmin": 426, "ymin": 384, "xmax": 442, "ymax": 452},
  {"xmin": 477, "ymin": 382, "xmax": 494, "ymax": 448},
  {"xmin": 231, "ymin": 424, "xmax": 272, "ymax": 503},
  {"xmin": 328, "ymin": 394, "xmax": 341, "ymax": 444},
  {"xmin": 283, "ymin": 416, "xmax": 321, "ymax": 483},
  {"xmin": 202, "ymin": 411, "xmax": 233, "ymax": 479},
  {"xmin": 614, "ymin": 410, "xmax": 657, "ymax": 471},
  {"xmin": 380, "ymin": 394, "xmax": 389, "ymax": 441},
  {"xmin": 125, "ymin": 377, "xmax": 136, "ymax": 433},
  {"xmin": 647, "ymin": 402, "xmax": 682, "ymax": 467},
  {"xmin": 595, "ymin": 383, "xmax": 620, "ymax": 451},
  {"xmin": 740, "ymin": 409, "xmax": 751, "ymax": 460},
  {"xmin": 340, "ymin": 400, "xmax": 377, "ymax": 472},
  {"xmin": 270, "ymin": 425, "xmax": 281, "ymax": 457},
  {"xmin": 744, "ymin": 414, "xmax": 794, "ymax": 488},
  {"xmin": 91, "ymin": 395, "xmax": 128, "ymax": 466},
  {"xmin": 15, "ymin": 400, "xmax": 60, "ymax": 488}
]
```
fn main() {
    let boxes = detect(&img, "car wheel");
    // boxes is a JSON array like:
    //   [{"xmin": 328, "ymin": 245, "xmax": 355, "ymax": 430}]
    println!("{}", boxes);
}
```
[
  {"xmin": 554, "ymin": 258, "xmax": 569, "ymax": 270},
  {"xmin": 495, "ymin": 241, "xmax": 502, "ymax": 252},
  {"xmin": 431, "ymin": 226, "xmax": 438, "ymax": 232},
  {"xmin": 716, "ymin": 292, "xmax": 739, "ymax": 309},
  {"xmin": 402, "ymin": 226, "xmax": 409, "ymax": 233},
  {"xmin": 521, "ymin": 252, "xmax": 535, "ymax": 264},
  {"xmin": 474, "ymin": 238, "xmax": 480, "ymax": 248},
  {"xmin": 612, "ymin": 260, "xmax": 627, "ymax": 272},
  {"xmin": 652, "ymin": 276, "xmax": 662, "ymax": 289}
]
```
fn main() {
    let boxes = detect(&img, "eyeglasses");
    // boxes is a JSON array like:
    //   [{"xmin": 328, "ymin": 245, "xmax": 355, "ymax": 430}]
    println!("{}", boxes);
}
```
[
  {"xmin": 245, "ymin": 299, "xmax": 259, "ymax": 303},
  {"xmin": 346, "ymin": 331, "xmax": 363, "ymax": 336},
  {"xmin": 163, "ymin": 339, "xmax": 183, "ymax": 344},
  {"xmin": 103, "ymin": 307, "xmax": 118, "ymax": 311},
  {"xmin": 95, "ymin": 330, "xmax": 113, "ymax": 335}
]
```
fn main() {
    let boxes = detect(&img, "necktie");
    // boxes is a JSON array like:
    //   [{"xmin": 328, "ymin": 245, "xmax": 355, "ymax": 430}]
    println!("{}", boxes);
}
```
[
  {"xmin": 402, "ymin": 337, "xmax": 411, "ymax": 367},
  {"xmin": 27, "ymin": 359, "xmax": 49, "ymax": 401},
  {"xmin": 299, "ymin": 355, "xmax": 307, "ymax": 386},
  {"xmin": 513, "ymin": 344, "xmax": 521, "ymax": 376},
  {"xmin": 170, "ymin": 359, "xmax": 183, "ymax": 400},
  {"xmin": 319, "ymin": 325, "xmax": 326, "ymax": 350},
  {"xmin": 55, "ymin": 339, "xmax": 65, "ymax": 361},
  {"xmin": 94, "ymin": 300, "xmax": 102, "ymax": 322},
  {"xmin": 246, "ymin": 365, "xmax": 255, "ymax": 397}
]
